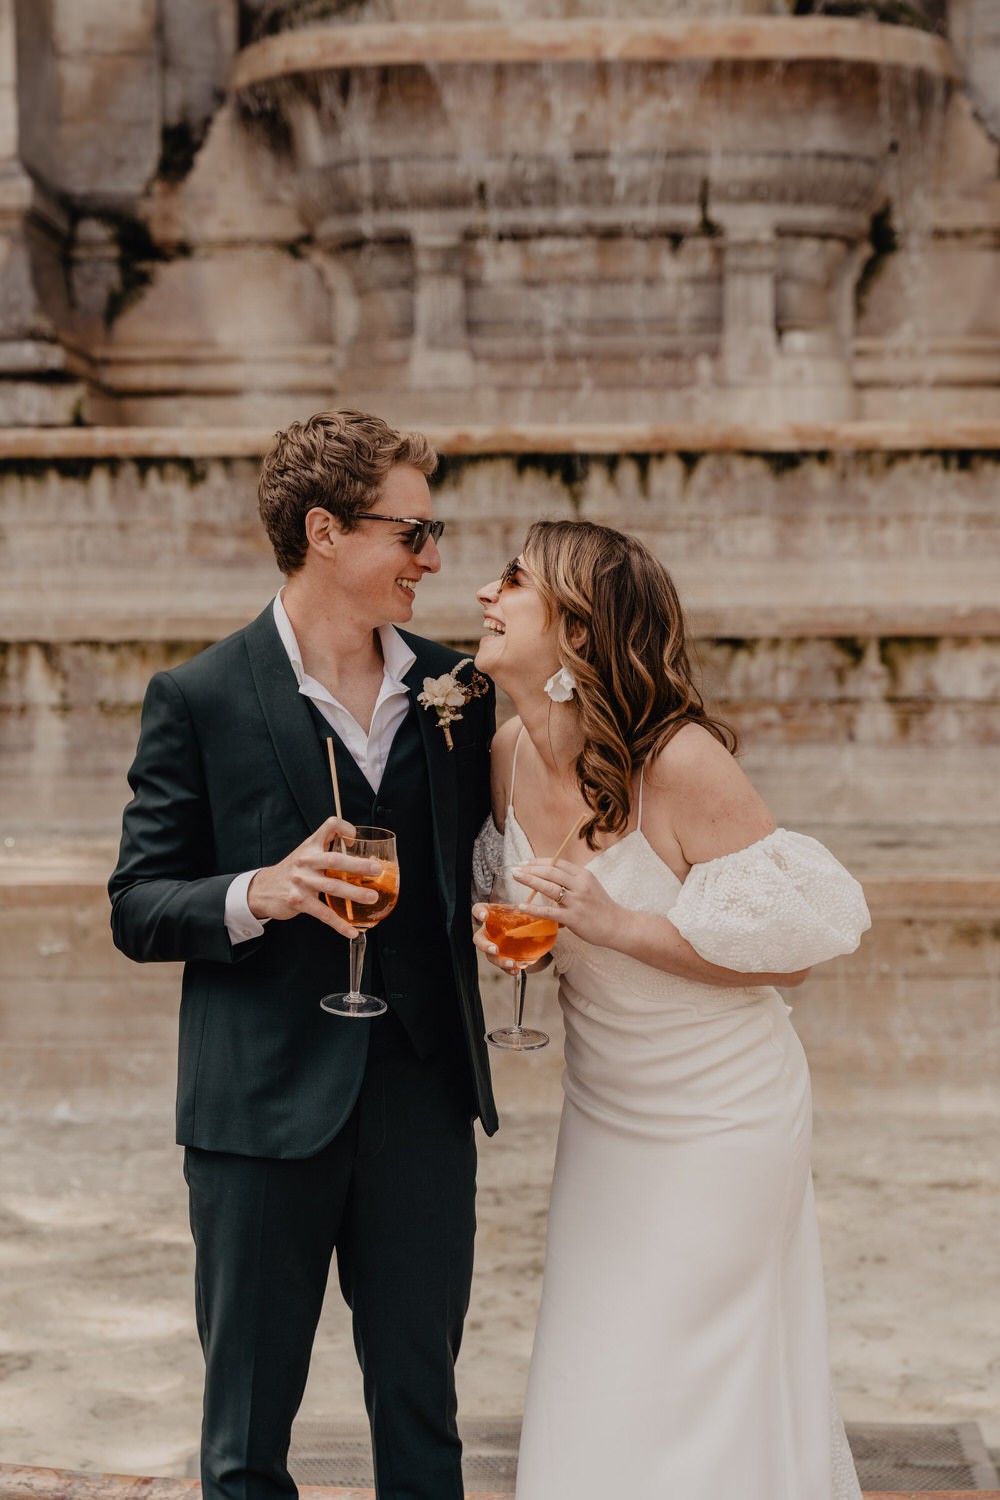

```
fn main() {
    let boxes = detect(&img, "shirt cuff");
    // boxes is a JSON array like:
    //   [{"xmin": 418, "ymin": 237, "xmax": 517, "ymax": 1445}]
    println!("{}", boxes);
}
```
[{"xmin": 225, "ymin": 870, "xmax": 269, "ymax": 945}]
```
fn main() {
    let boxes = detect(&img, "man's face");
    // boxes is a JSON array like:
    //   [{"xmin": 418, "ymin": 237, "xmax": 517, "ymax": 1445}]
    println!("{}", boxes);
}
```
[{"xmin": 328, "ymin": 464, "xmax": 441, "ymax": 628}]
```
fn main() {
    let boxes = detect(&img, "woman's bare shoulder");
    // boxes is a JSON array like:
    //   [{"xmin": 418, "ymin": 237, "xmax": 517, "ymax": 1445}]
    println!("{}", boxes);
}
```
[
  {"xmin": 489, "ymin": 715, "xmax": 523, "ymax": 826},
  {"xmin": 647, "ymin": 721, "xmax": 739, "ymax": 785},
  {"xmin": 492, "ymin": 714, "xmax": 523, "ymax": 761},
  {"xmin": 644, "ymin": 721, "xmax": 775, "ymax": 862}
]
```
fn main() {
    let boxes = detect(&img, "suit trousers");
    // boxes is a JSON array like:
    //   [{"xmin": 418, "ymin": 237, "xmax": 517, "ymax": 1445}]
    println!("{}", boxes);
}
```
[{"xmin": 183, "ymin": 1010, "xmax": 478, "ymax": 1500}]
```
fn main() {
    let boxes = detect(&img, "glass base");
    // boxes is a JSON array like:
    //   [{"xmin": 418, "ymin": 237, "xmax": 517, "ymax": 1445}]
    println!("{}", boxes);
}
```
[
  {"xmin": 486, "ymin": 1026, "xmax": 549, "ymax": 1051},
  {"xmin": 320, "ymin": 992, "xmax": 388, "ymax": 1018}
]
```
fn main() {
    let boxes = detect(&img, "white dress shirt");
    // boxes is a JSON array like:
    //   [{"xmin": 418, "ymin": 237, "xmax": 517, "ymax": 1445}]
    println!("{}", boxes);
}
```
[{"xmin": 224, "ymin": 592, "xmax": 417, "ymax": 944}]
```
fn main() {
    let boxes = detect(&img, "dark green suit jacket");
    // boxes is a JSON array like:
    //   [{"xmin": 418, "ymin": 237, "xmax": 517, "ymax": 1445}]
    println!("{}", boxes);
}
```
[{"xmin": 109, "ymin": 605, "xmax": 498, "ymax": 1155}]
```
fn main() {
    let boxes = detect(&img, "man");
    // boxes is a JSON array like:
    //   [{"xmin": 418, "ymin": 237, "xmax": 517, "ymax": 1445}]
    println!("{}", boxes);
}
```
[{"xmin": 109, "ymin": 409, "xmax": 497, "ymax": 1500}]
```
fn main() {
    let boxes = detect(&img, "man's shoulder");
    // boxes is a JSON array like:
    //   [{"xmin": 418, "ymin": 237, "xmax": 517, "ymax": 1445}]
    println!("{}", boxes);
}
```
[
  {"xmin": 163, "ymin": 608, "xmax": 269, "ymax": 692},
  {"xmin": 397, "ymin": 629, "xmax": 484, "ymax": 677}
]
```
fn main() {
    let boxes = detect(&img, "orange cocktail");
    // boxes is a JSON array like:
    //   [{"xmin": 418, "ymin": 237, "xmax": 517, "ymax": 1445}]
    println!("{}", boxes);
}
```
[
  {"xmin": 483, "ymin": 904, "xmax": 559, "ymax": 965},
  {"xmin": 324, "ymin": 859, "xmax": 399, "ymax": 930}
]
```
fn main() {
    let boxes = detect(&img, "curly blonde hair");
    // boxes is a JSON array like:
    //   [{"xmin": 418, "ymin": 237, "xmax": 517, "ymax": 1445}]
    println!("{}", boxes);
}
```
[
  {"xmin": 258, "ymin": 408, "xmax": 437, "ymax": 574},
  {"xmin": 522, "ymin": 519, "xmax": 738, "ymax": 850}
]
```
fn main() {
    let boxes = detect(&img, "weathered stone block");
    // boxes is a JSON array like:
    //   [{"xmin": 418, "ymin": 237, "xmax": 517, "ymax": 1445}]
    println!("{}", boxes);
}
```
[
  {"xmin": 48, "ymin": 0, "xmax": 158, "ymax": 58},
  {"xmin": 31, "ymin": 53, "xmax": 160, "ymax": 198}
]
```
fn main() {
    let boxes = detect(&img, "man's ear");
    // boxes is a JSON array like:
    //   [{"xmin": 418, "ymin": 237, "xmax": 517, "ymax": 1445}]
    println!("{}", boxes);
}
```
[{"xmin": 304, "ymin": 506, "xmax": 339, "ymax": 555}]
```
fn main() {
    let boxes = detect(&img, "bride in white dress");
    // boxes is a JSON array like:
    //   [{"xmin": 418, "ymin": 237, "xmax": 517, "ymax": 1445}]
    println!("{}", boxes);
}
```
[{"xmin": 471, "ymin": 520, "xmax": 870, "ymax": 1500}]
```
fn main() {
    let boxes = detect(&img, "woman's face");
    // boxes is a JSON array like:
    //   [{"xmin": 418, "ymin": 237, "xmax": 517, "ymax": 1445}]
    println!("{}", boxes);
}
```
[{"xmin": 475, "ymin": 555, "xmax": 559, "ymax": 688}]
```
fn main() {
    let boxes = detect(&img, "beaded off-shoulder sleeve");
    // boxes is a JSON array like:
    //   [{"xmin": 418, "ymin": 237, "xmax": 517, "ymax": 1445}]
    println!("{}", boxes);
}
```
[{"xmin": 668, "ymin": 829, "xmax": 871, "ymax": 972}]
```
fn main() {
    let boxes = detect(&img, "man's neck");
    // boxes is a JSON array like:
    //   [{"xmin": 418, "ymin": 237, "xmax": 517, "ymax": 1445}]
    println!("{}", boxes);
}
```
[{"xmin": 281, "ymin": 576, "xmax": 385, "ymax": 702}]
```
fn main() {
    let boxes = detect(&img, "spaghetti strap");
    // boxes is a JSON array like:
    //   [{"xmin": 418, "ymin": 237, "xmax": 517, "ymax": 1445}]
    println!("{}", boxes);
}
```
[
  {"xmin": 636, "ymin": 761, "xmax": 646, "ymax": 832},
  {"xmin": 509, "ymin": 726, "xmax": 527, "ymax": 817}
]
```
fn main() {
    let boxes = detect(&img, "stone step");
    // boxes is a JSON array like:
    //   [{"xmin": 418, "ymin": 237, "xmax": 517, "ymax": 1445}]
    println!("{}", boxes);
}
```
[
  {"xmin": 1, "ymin": 830, "xmax": 997, "ymax": 1112},
  {"xmin": 2, "ymin": 438, "xmax": 999, "ymax": 644}
]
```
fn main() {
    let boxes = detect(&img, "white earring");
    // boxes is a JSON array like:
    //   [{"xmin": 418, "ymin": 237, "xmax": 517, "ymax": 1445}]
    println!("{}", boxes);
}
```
[{"xmin": 544, "ymin": 666, "xmax": 577, "ymax": 703}]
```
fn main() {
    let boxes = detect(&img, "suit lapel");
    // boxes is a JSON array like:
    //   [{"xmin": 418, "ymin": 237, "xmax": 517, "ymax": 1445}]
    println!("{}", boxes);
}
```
[
  {"xmin": 244, "ymin": 608, "xmax": 460, "ymax": 915},
  {"xmin": 244, "ymin": 606, "xmax": 334, "ymax": 834},
  {"xmin": 405, "ymin": 651, "xmax": 460, "ymax": 923}
]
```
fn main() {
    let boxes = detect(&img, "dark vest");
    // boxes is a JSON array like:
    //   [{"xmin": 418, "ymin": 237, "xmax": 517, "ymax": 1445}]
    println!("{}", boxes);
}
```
[{"xmin": 308, "ymin": 701, "xmax": 463, "ymax": 1059}]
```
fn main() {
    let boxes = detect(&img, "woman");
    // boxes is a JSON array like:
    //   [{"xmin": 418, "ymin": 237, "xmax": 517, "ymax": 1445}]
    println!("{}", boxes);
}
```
[{"xmin": 472, "ymin": 520, "xmax": 869, "ymax": 1500}]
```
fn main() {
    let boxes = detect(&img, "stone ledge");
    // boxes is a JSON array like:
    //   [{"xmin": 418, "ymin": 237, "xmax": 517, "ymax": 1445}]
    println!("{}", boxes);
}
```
[
  {"xmin": 5, "ymin": 601, "xmax": 1000, "ymax": 645},
  {"xmin": 1, "ymin": 840, "xmax": 997, "ymax": 914},
  {"xmin": 230, "ymin": 17, "xmax": 957, "ymax": 88},
  {"xmin": 4, "ymin": 421, "xmax": 1000, "ymax": 459}
]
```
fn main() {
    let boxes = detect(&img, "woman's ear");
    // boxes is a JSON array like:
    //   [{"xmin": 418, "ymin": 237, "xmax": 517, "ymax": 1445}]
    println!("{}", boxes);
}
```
[{"xmin": 568, "ymin": 621, "xmax": 588, "ymax": 651}]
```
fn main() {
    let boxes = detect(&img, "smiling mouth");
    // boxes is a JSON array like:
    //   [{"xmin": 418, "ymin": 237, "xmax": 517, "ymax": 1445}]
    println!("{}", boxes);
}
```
[
  {"xmin": 481, "ymin": 618, "xmax": 505, "ymax": 636},
  {"xmin": 395, "ymin": 578, "xmax": 418, "ymax": 595}
]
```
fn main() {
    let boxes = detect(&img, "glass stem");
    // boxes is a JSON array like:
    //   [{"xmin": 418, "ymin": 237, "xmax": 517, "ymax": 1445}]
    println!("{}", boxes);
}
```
[
  {"xmin": 512, "ymin": 966, "xmax": 526, "ymax": 1031},
  {"xmin": 349, "ymin": 931, "xmax": 367, "ymax": 1000}
]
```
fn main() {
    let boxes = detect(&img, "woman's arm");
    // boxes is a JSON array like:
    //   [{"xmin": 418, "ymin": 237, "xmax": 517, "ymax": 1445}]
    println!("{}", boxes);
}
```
[{"xmin": 513, "ymin": 725, "xmax": 811, "ymax": 988}]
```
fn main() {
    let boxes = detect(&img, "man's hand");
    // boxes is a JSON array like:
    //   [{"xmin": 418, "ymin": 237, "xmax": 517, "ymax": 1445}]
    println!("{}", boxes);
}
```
[{"xmin": 248, "ymin": 816, "xmax": 381, "ymax": 939}]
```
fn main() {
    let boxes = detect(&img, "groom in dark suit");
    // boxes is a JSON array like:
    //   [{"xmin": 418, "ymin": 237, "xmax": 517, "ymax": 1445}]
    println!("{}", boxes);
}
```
[{"xmin": 109, "ymin": 409, "xmax": 497, "ymax": 1500}]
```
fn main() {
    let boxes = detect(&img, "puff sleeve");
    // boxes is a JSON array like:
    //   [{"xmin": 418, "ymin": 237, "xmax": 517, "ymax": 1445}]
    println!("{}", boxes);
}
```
[{"xmin": 668, "ymin": 829, "xmax": 871, "ymax": 972}]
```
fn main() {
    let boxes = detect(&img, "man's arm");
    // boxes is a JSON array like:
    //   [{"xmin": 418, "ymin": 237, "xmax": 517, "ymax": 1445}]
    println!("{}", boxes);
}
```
[
  {"xmin": 109, "ymin": 671, "xmax": 249, "ymax": 965},
  {"xmin": 109, "ymin": 672, "xmax": 382, "ymax": 964}
]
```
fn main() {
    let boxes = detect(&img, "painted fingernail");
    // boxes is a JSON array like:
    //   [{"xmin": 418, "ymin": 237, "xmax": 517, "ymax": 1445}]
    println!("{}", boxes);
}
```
[{"xmin": 488, "ymin": 944, "xmax": 498, "ymax": 955}]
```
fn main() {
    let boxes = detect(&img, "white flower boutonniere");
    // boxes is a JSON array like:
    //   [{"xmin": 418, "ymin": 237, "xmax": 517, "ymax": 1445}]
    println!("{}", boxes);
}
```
[{"xmin": 417, "ymin": 657, "xmax": 490, "ymax": 750}]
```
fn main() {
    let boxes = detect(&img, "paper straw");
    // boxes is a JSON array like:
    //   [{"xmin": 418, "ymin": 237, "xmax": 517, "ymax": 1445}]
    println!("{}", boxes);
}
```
[
  {"xmin": 325, "ymin": 737, "xmax": 353, "ymax": 922},
  {"xmin": 525, "ymin": 812, "xmax": 587, "ymax": 904}
]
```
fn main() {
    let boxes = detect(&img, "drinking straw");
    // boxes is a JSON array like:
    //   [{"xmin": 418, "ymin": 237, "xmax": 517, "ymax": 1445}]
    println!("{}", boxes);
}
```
[
  {"xmin": 325, "ymin": 737, "xmax": 353, "ymax": 923},
  {"xmin": 524, "ymin": 812, "xmax": 587, "ymax": 905}
]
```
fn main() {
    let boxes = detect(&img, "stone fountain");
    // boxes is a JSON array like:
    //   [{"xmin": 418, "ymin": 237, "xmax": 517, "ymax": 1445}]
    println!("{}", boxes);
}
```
[
  {"xmin": 0, "ymin": 0, "xmax": 997, "ymax": 1113},
  {"xmin": 231, "ymin": 12, "xmax": 954, "ymax": 425}
]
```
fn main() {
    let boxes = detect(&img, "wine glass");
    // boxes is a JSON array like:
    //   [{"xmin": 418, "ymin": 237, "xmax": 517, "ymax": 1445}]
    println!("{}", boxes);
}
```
[
  {"xmin": 320, "ymin": 827, "xmax": 399, "ymax": 1018},
  {"xmin": 483, "ymin": 866, "xmax": 559, "ymax": 1051}
]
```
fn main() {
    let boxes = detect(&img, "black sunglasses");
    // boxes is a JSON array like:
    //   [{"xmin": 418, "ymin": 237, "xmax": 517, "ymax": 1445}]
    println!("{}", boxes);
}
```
[{"xmin": 355, "ymin": 512, "xmax": 445, "ymax": 555}]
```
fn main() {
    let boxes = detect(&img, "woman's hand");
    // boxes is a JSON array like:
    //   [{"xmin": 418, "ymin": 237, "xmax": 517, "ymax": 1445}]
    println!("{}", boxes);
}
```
[
  {"xmin": 472, "ymin": 903, "xmax": 519, "ymax": 974},
  {"xmin": 509, "ymin": 859, "xmax": 624, "ymax": 949},
  {"xmin": 472, "ymin": 902, "xmax": 554, "ymax": 975}
]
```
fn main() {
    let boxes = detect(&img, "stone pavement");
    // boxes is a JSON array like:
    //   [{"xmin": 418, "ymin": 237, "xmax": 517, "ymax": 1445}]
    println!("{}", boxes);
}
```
[{"xmin": 0, "ymin": 1071, "xmax": 997, "ymax": 1481}]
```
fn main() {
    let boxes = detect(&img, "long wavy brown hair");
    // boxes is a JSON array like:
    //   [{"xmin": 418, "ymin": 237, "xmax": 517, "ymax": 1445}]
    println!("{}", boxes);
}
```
[{"xmin": 522, "ymin": 519, "xmax": 738, "ymax": 850}]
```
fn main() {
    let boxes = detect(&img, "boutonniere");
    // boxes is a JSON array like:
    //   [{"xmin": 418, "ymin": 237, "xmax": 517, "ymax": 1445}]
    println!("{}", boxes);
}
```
[{"xmin": 417, "ymin": 657, "xmax": 490, "ymax": 750}]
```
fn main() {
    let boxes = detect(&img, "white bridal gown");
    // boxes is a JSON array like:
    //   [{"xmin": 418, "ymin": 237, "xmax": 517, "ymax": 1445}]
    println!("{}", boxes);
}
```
[{"xmin": 477, "ymin": 766, "xmax": 871, "ymax": 1500}]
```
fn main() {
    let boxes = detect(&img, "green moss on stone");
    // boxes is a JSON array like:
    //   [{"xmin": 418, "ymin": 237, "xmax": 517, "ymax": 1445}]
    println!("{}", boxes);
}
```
[
  {"xmin": 697, "ymin": 179, "xmax": 722, "ymax": 239},
  {"xmin": 855, "ymin": 202, "xmax": 899, "ymax": 321},
  {"xmin": 158, "ymin": 117, "xmax": 216, "ymax": 185},
  {"xmin": 676, "ymin": 452, "xmax": 701, "ymax": 485},
  {"xmin": 833, "ymin": 638, "xmax": 868, "ymax": 670},
  {"xmin": 791, "ymin": 0, "xmax": 944, "ymax": 31},
  {"xmin": 131, "ymin": 457, "xmax": 210, "ymax": 486},
  {"xmin": 99, "ymin": 211, "xmax": 191, "ymax": 329}
]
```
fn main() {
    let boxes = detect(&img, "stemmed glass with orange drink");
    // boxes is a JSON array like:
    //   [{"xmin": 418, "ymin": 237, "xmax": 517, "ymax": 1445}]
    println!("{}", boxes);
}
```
[
  {"xmin": 484, "ymin": 866, "xmax": 559, "ymax": 1050},
  {"xmin": 320, "ymin": 827, "xmax": 399, "ymax": 1018}
]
